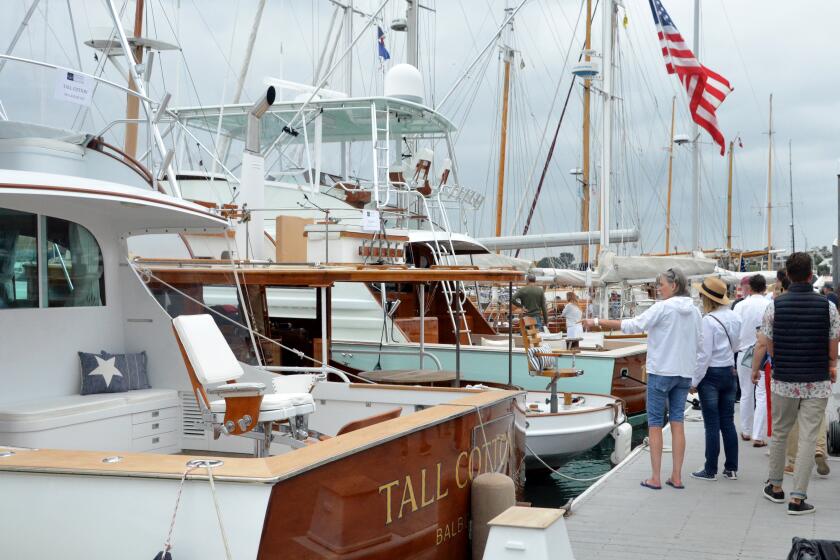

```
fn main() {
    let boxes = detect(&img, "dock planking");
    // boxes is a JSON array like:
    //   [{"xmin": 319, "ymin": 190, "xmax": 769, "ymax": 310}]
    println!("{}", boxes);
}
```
[{"xmin": 564, "ymin": 405, "xmax": 840, "ymax": 559}]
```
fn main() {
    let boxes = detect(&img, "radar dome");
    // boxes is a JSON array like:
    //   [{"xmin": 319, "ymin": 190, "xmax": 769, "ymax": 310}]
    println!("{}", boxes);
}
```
[{"xmin": 384, "ymin": 64, "xmax": 424, "ymax": 104}]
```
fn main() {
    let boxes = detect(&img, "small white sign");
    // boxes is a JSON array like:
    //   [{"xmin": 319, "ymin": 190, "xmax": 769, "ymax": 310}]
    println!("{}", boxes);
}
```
[
  {"xmin": 54, "ymin": 69, "xmax": 93, "ymax": 106},
  {"xmin": 361, "ymin": 209, "xmax": 381, "ymax": 232}
]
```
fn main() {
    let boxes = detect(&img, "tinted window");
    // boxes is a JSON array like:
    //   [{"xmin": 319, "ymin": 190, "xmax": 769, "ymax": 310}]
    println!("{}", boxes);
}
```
[
  {"xmin": 45, "ymin": 217, "xmax": 105, "ymax": 307},
  {"xmin": 0, "ymin": 208, "xmax": 38, "ymax": 308}
]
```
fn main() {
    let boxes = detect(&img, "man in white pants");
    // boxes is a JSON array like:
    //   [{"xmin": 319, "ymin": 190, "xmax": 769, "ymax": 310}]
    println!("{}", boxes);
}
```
[{"xmin": 734, "ymin": 274, "xmax": 772, "ymax": 445}]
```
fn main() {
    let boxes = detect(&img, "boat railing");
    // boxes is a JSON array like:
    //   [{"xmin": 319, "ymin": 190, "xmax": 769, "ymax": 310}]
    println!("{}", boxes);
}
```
[{"xmin": 0, "ymin": 54, "xmax": 241, "ymax": 199}]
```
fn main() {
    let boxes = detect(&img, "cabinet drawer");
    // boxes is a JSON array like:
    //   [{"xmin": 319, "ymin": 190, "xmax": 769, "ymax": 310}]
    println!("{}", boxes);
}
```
[
  {"xmin": 132, "ymin": 430, "xmax": 179, "ymax": 452},
  {"xmin": 132, "ymin": 417, "xmax": 178, "ymax": 439},
  {"xmin": 132, "ymin": 407, "xmax": 178, "ymax": 425}
]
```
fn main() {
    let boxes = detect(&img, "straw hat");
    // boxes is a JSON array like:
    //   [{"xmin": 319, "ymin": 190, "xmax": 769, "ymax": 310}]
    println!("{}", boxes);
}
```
[{"xmin": 697, "ymin": 277, "xmax": 730, "ymax": 306}]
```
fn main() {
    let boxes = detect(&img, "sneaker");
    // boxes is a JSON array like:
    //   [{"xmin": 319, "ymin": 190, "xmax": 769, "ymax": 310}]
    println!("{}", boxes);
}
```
[
  {"xmin": 763, "ymin": 483, "xmax": 785, "ymax": 503},
  {"xmin": 722, "ymin": 469, "xmax": 738, "ymax": 480},
  {"xmin": 815, "ymin": 454, "xmax": 830, "ymax": 477},
  {"xmin": 784, "ymin": 465, "xmax": 795, "ymax": 477},
  {"xmin": 691, "ymin": 469, "xmax": 717, "ymax": 481},
  {"xmin": 787, "ymin": 500, "xmax": 816, "ymax": 516}
]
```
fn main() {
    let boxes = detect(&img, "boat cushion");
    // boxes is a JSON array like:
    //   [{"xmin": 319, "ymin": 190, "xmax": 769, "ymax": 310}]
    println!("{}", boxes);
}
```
[
  {"xmin": 209, "ymin": 392, "xmax": 315, "ymax": 422},
  {"xmin": 79, "ymin": 351, "xmax": 150, "ymax": 395},
  {"xmin": 527, "ymin": 343, "xmax": 555, "ymax": 373},
  {"xmin": 79, "ymin": 351, "xmax": 129, "ymax": 394},
  {"xmin": 0, "ymin": 389, "xmax": 180, "ymax": 433},
  {"xmin": 173, "ymin": 314, "xmax": 244, "ymax": 385}
]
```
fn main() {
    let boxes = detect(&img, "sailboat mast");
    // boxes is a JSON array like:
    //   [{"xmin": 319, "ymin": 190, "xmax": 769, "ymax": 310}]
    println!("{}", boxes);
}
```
[
  {"xmin": 599, "ymin": 0, "xmax": 614, "ymax": 252},
  {"xmin": 665, "ymin": 95, "xmax": 675, "ymax": 254},
  {"xmin": 726, "ymin": 140, "xmax": 734, "ymax": 251},
  {"xmin": 789, "ymin": 139, "xmax": 795, "ymax": 252},
  {"xmin": 124, "ymin": 0, "xmax": 145, "ymax": 158},
  {"xmin": 581, "ymin": 0, "xmax": 592, "ymax": 265},
  {"xmin": 767, "ymin": 93, "xmax": 774, "ymax": 267},
  {"xmin": 494, "ymin": 14, "xmax": 514, "ymax": 240},
  {"xmin": 690, "ymin": 0, "xmax": 700, "ymax": 250}
]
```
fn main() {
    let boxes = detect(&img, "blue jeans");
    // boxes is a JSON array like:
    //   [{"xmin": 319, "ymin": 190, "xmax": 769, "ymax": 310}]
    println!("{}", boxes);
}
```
[
  {"xmin": 697, "ymin": 366, "xmax": 738, "ymax": 474},
  {"xmin": 647, "ymin": 373, "xmax": 691, "ymax": 428}
]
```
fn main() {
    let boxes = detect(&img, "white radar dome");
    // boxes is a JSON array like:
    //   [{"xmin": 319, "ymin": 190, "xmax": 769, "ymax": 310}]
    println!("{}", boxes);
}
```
[{"xmin": 384, "ymin": 64, "xmax": 424, "ymax": 105}]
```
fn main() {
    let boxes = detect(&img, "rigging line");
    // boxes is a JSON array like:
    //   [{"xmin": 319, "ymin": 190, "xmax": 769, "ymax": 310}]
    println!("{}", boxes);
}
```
[
  {"xmin": 64, "ymin": 0, "xmax": 83, "ymax": 72},
  {"xmin": 512, "ymin": 0, "xmax": 590, "ymax": 246},
  {"xmin": 154, "ymin": 0, "xmax": 241, "ymax": 166},
  {"xmin": 436, "ymin": 0, "xmax": 530, "ymax": 110}
]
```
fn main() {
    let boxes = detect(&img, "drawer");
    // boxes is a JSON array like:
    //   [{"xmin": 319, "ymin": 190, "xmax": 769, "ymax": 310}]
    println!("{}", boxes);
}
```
[
  {"xmin": 132, "ymin": 417, "xmax": 179, "ymax": 439},
  {"xmin": 132, "ymin": 406, "xmax": 178, "ymax": 425},
  {"xmin": 132, "ymin": 430, "xmax": 179, "ymax": 452}
]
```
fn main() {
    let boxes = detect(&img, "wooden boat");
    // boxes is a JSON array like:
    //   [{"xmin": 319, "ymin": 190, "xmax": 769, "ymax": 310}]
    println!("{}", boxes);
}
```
[{"xmin": 0, "ymin": 123, "xmax": 526, "ymax": 558}]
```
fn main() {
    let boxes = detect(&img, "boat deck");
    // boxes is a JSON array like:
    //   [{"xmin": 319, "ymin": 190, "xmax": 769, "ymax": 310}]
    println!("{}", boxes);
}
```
[{"xmin": 564, "ymin": 405, "xmax": 840, "ymax": 559}]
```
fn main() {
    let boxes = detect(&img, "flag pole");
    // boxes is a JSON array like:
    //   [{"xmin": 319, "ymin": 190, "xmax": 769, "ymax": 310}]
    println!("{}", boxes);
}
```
[
  {"xmin": 690, "ymin": 0, "xmax": 701, "ymax": 251},
  {"xmin": 665, "ymin": 95, "xmax": 676, "ymax": 255}
]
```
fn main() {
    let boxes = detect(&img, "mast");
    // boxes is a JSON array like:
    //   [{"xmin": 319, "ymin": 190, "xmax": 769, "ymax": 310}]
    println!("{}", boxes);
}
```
[
  {"xmin": 406, "ymin": 0, "xmax": 418, "ymax": 67},
  {"xmin": 665, "ymin": 95, "xmax": 675, "ymax": 254},
  {"xmin": 599, "ymin": 0, "xmax": 614, "ymax": 253},
  {"xmin": 494, "ymin": 12, "xmax": 514, "ymax": 241},
  {"xmin": 581, "ymin": 0, "xmax": 593, "ymax": 265},
  {"xmin": 789, "ymin": 139, "xmax": 795, "ymax": 252},
  {"xmin": 766, "ymin": 93, "xmax": 774, "ymax": 267},
  {"xmin": 726, "ymin": 139, "xmax": 734, "ymax": 251},
  {"xmin": 124, "ymin": 0, "xmax": 145, "ymax": 158},
  {"xmin": 597, "ymin": 0, "xmax": 615, "ymax": 319}
]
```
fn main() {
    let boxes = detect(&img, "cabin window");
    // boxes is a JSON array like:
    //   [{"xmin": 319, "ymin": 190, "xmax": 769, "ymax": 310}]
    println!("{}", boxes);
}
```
[
  {"xmin": 45, "ymin": 217, "xmax": 106, "ymax": 307},
  {"xmin": 0, "ymin": 208, "xmax": 105, "ymax": 309},
  {"xmin": 0, "ymin": 208, "xmax": 39, "ymax": 308}
]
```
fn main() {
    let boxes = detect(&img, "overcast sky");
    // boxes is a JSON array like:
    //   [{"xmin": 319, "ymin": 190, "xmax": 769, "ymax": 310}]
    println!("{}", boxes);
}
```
[{"xmin": 3, "ymin": 0, "xmax": 839, "ymax": 263}]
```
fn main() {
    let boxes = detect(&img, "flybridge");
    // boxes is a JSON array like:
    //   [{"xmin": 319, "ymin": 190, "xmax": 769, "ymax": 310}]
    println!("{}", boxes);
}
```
[{"xmin": 170, "ymin": 95, "xmax": 457, "ymax": 145}]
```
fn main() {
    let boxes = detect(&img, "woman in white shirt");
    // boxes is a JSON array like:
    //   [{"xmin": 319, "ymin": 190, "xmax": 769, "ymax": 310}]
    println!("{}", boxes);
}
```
[
  {"xmin": 690, "ymin": 277, "xmax": 742, "ymax": 482},
  {"xmin": 583, "ymin": 267, "xmax": 702, "ymax": 490},
  {"xmin": 562, "ymin": 292, "xmax": 583, "ymax": 347}
]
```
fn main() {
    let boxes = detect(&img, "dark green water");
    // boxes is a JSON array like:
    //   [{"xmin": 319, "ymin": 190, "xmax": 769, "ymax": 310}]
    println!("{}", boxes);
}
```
[{"xmin": 524, "ymin": 420, "xmax": 649, "ymax": 507}]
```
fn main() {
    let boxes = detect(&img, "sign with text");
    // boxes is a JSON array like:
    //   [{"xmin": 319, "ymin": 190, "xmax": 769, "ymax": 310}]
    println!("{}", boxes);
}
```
[
  {"xmin": 54, "ymin": 70, "xmax": 93, "ymax": 106},
  {"xmin": 361, "ymin": 209, "xmax": 381, "ymax": 232}
]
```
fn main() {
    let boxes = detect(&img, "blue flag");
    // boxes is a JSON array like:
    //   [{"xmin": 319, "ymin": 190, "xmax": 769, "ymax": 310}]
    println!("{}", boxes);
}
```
[{"xmin": 377, "ymin": 26, "xmax": 390, "ymax": 60}]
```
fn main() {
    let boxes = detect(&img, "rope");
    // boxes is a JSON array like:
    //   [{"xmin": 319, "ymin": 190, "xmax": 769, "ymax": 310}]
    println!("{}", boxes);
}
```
[
  {"xmin": 161, "ymin": 465, "xmax": 198, "ymax": 555},
  {"xmin": 206, "ymin": 464, "xmax": 234, "ymax": 560},
  {"xmin": 525, "ymin": 444, "xmax": 610, "ymax": 482}
]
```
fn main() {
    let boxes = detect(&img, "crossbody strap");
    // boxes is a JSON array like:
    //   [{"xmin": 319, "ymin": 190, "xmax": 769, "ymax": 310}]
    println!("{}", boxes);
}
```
[{"xmin": 708, "ymin": 314, "xmax": 735, "ymax": 353}]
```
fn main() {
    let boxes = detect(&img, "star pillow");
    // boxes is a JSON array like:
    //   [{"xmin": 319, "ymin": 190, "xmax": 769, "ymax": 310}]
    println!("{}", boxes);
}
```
[{"xmin": 79, "ymin": 351, "xmax": 130, "ymax": 395}]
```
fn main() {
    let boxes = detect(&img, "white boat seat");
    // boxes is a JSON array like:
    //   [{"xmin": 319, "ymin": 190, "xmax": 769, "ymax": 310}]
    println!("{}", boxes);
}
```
[
  {"xmin": 209, "ymin": 392, "xmax": 315, "ymax": 422},
  {"xmin": 172, "ymin": 314, "xmax": 317, "ymax": 456}
]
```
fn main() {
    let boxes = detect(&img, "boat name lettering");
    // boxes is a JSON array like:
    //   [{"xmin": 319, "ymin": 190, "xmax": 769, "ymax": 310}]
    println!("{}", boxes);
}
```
[{"xmin": 377, "ymin": 432, "xmax": 510, "ymax": 526}]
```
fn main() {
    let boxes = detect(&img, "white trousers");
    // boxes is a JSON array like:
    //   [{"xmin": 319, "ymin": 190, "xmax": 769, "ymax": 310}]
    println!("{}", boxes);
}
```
[
  {"xmin": 737, "ymin": 361, "xmax": 756, "ymax": 436},
  {"xmin": 752, "ymin": 368, "xmax": 768, "ymax": 441},
  {"xmin": 737, "ymin": 361, "xmax": 769, "ymax": 440}
]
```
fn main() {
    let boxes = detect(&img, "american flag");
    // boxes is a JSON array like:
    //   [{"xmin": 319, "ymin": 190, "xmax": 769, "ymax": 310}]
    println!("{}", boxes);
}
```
[{"xmin": 648, "ymin": 0, "xmax": 732, "ymax": 155}]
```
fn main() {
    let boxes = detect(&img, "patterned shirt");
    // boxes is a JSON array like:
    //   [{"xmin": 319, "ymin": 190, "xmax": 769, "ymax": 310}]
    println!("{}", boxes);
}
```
[{"xmin": 760, "ymin": 300, "xmax": 839, "ymax": 399}]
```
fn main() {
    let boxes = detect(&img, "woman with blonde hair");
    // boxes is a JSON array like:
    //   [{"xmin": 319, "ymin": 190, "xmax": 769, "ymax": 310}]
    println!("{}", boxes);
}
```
[
  {"xmin": 562, "ymin": 291, "xmax": 583, "ymax": 348},
  {"xmin": 691, "ymin": 277, "xmax": 742, "ymax": 481}
]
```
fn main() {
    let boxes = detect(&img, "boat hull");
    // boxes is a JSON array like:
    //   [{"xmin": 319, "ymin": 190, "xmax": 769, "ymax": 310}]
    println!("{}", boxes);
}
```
[
  {"xmin": 523, "ymin": 392, "xmax": 626, "ymax": 470},
  {"xmin": 0, "ymin": 390, "xmax": 525, "ymax": 560}
]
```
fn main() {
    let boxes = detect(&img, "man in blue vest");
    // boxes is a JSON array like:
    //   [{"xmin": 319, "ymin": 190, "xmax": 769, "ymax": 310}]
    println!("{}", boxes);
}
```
[{"xmin": 751, "ymin": 252, "xmax": 838, "ymax": 515}]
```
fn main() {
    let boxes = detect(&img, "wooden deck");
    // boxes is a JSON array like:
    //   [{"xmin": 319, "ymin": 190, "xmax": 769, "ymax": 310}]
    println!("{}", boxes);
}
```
[{"xmin": 564, "ymin": 405, "xmax": 840, "ymax": 559}]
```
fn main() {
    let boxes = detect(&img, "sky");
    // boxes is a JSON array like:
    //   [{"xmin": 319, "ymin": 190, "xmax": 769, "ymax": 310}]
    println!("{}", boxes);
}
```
[{"xmin": 2, "ymin": 0, "xmax": 839, "ymax": 264}]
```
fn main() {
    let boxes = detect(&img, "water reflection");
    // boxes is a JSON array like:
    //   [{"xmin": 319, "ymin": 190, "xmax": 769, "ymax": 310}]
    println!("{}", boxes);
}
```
[{"xmin": 524, "ymin": 421, "xmax": 648, "ymax": 506}]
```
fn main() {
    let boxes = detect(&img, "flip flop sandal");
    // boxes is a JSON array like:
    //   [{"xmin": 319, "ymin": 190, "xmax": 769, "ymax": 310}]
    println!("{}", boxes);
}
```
[
  {"xmin": 666, "ymin": 479, "xmax": 685, "ymax": 489},
  {"xmin": 640, "ymin": 480, "xmax": 662, "ymax": 490}
]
